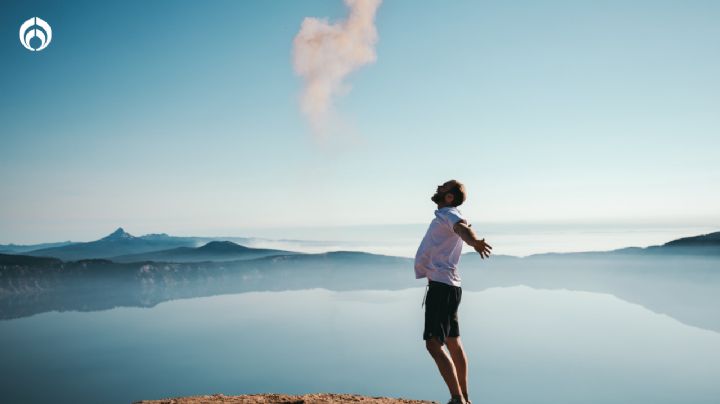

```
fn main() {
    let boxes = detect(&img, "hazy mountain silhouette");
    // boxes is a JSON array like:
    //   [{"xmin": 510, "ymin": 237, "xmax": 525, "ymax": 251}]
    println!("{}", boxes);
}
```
[
  {"xmin": 20, "ymin": 228, "xmax": 309, "ymax": 261},
  {"xmin": 643, "ymin": 231, "xmax": 720, "ymax": 255},
  {"xmin": 664, "ymin": 231, "xmax": 720, "ymax": 246},
  {"xmin": 1, "ymin": 231, "xmax": 719, "ymax": 332},
  {"xmin": 19, "ymin": 228, "xmax": 720, "ymax": 262},
  {"xmin": 23, "ymin": 228, "xmax": 202, "ymax": 260},
  {"xmin": 110, "ymin": 241, "xmax": 299, "ymax": 263},
  {"xmin": 526, "ymin": 230, "xmax": 720, "ymax": 258},
  {"xmin": 0, "ymin": 241, "xmax": 76, "ymax": 254}
]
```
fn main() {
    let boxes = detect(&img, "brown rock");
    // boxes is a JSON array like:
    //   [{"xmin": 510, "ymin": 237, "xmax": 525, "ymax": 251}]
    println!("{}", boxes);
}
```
[{"xmin": 133, "ymin": 392, "xmax": 438, "ymax": 404}]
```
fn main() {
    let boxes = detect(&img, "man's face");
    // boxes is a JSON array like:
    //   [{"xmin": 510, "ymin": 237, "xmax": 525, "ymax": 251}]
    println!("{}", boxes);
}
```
[{"xmin": 431, "ymin": 181, "xmax": 454, "ymax": 205}]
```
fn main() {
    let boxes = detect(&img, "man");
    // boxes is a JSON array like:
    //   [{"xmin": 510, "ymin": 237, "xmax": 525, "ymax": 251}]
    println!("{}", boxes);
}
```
[{"xmin": 414, "ymin": 179, "xmax": 492, "ymax": 404}]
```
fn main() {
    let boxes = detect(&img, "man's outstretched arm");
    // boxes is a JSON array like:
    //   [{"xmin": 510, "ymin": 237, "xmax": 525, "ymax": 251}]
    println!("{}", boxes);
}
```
[{"xmin": 453, "ymin": 220, "xmax": 492, "ymax": 259}]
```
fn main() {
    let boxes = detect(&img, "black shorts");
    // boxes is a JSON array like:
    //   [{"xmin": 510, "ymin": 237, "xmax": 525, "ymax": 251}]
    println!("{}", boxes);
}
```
[{"xmin": 422, "ymin": 279, "xmax": 462, "ymax": 346}]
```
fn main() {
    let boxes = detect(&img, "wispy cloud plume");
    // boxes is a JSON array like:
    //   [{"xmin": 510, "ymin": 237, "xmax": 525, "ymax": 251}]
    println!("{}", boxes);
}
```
[{"xmin": 293, "ymin": 0, "xmax": 382, "ymax": 137}]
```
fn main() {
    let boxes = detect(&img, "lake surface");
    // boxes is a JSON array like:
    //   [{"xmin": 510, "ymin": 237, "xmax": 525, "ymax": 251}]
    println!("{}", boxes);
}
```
[{"xmin": 1, "ymin": 285, "xmax": 718, "ymax": 404}]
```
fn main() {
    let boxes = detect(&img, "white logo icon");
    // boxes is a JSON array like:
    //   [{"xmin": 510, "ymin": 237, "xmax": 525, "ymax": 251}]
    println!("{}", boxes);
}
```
[{"xmin": 19, "ymin": 17, "xmax": 52, "ymax": 51}]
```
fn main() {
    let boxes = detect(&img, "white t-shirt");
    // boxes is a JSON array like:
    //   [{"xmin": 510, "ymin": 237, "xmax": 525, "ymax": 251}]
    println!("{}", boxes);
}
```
[{"xmin": 414, "ymin": 206, "xmax": 467, "ymax": 287}]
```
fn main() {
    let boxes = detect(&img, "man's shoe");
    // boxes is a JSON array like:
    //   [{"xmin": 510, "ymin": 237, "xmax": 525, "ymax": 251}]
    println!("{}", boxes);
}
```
[{"xmin": 446, "ymin": 397, "xmax": 466, "ymax": 404}]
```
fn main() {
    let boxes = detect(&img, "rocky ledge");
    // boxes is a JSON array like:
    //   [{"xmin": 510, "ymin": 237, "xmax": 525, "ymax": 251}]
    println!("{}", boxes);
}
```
[{"xmin": 133, "ymin": 393, "xmax": 437, "ymax": 404}]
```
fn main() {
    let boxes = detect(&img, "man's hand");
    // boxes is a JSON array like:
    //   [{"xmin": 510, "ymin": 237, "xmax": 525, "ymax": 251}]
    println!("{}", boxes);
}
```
[
  {"xmin": 473, "ymin": 238, "xmax": 492, "ymax": 259},
  {"xmin": 453, "ymin": 221, "xmax": 493, "ymax": 259}
]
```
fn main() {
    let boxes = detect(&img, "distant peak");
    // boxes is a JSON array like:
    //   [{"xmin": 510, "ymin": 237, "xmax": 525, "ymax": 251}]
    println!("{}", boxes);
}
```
[
  {"xmin": 111, "ymin": 227, "xmax": 128, "ymax": 235},
  {"xmin": 102, "ymin": 227, "xmax": 135, "ymax": 240},
  {"xmin": 664, "ymin": 231, "xmax": 720, "ymax": 247},
  {"xmin": 198, "ymin": 241, "xmax": 249, "ymax": 251}
]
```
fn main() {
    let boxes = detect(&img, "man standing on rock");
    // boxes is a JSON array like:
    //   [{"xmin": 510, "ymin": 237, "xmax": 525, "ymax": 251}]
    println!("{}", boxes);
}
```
[{"xmin": 414, "ymin": 179, "xmax": 492, "ymax": 404}]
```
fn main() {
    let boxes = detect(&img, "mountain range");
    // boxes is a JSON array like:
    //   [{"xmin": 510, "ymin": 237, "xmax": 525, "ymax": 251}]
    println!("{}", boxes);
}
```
[
  {"xmin": 524, "ymin": 230, "xmax": 720, "ymax": 258},
  {"xmin": 0, "ymin": 230, "xmax": 719, "ymax": 331},
  {"xmin": 3, "ymin": 228, "xmax": 289, "ymax": 262},
  {"xmin": 110, "ymin": 240, "xmax": 299, "ymax": 263},
  {"xmin": 2, "ymin": 227, "xmax": 718, "ymax": 263}
]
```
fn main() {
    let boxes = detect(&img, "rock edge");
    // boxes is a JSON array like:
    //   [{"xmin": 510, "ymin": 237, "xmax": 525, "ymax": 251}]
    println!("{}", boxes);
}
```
[{"xmin": 133, "ymin": 392, "xmax": 438, "ymax": 404}]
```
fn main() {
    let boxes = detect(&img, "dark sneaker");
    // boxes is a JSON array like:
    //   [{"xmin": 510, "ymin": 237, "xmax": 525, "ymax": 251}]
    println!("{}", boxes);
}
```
[{"xmin": 446, "ymin": 397, "xmax": 466, "ymax": 404}]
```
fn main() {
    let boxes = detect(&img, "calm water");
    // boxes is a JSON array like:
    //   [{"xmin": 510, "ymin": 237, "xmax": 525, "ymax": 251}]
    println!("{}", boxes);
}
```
[{"xmin": 1, "ymin": 286, "xmax": 718, "ymax": 404}]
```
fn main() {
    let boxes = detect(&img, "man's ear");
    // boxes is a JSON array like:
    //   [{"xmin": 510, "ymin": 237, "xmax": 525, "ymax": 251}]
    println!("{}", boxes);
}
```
[{"xmin": 444, "ymin": 193, "xmax": 454, "ymax": 204}]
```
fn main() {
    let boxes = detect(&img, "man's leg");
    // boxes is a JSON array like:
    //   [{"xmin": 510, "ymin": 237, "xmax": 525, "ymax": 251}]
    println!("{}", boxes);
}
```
[
  {"xmin": 445, "ymin": 337, "xmax": 469, "ymax": 402},
  {"xmin": 425, "ymin": 336, "xmax": 463, "ymax": 399}
]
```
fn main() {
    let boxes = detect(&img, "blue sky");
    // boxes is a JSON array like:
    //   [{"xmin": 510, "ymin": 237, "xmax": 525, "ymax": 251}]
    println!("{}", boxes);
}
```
[{"xmin": 1, "ymin": 0, "xmax": 719, "ymax": 243}]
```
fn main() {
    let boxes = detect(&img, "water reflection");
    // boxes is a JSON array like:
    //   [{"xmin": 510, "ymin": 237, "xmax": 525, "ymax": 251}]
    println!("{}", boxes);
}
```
[
  {"xmin": 0, "ymin": 286, "xmax": 718, "ymax": 404},
  {"xmin": 2, "ymin": 253, "xmax": 719, "ymax": 334}
]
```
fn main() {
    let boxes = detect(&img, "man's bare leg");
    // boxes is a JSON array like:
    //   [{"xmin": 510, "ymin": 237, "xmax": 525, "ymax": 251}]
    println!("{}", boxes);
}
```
[
  {"xmin": 425, "ymin": 336, "xmax": 463, "ymax": 399},
  {"xmin": 445, "ymin": 337, "xmax": 469, "ymax": 402}
]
